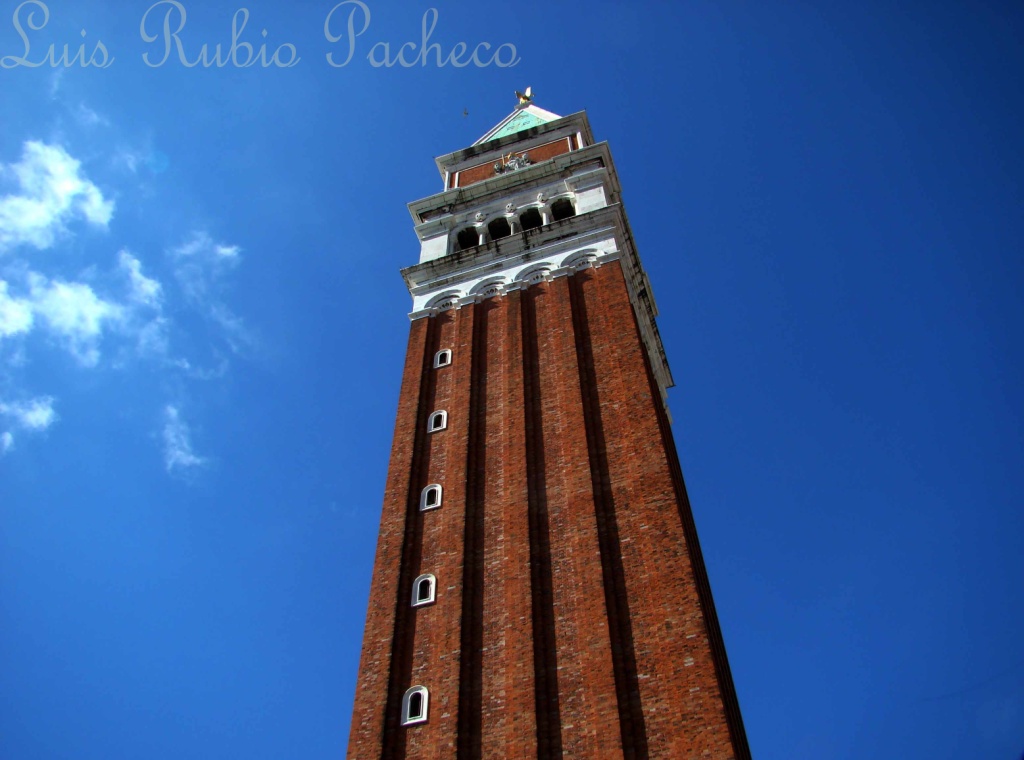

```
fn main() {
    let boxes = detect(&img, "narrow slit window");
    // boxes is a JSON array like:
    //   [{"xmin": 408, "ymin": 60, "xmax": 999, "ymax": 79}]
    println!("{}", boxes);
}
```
[
  {"xmin": 412, "ymin": 574, "xmax": 436, "ymax": 606},
  {"xmin": 402, "ymin": 685, "xmax": 429, "ymax": 725},
  {"xmin": 519, "ymin": 208, "xmax": 543, "ymax": 231},
  {"xmin": 421, "ymin": 484, "xmax": 442, "ymax": 511},
  {"xmin": 551, "ymin": 198, "xmax": 576, "ymax": 221},
  {"xmin": 428, "ymin": 411, "xmax": 447, "ymax": 433},
  {"xmin": 434, "ymin": 349, "xmax": 452, "ymax": 368}
]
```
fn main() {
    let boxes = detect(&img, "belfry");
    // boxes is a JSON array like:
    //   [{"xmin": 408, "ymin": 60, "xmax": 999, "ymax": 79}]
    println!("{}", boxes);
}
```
[{"xmin": 348, "ymin": 93, "xmax": 750, "ymax": 759}]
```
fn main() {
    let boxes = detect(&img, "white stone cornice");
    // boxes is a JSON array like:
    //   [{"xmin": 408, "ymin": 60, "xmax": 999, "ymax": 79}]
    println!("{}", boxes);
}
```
[{"xmin": 406, "ymin": 224, "xmax": 620, "ymax": 314}]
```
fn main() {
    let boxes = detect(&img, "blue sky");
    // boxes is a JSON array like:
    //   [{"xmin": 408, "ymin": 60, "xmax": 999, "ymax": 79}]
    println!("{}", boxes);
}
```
[{"xmin": 1, "ymin": 1, "xmax": 1021, "ymax": 758}]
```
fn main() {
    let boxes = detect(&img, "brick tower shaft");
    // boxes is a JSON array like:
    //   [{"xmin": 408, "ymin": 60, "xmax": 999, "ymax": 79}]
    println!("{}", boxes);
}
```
[{"xmin": 348, "ymin": 103, "xmax": 749, "ymax": 759}]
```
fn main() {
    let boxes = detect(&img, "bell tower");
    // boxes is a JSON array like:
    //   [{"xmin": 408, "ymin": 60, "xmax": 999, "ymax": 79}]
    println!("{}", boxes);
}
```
[{"xmin": 347, "ymin": 93, "xmax": 750, "ymax": 759}]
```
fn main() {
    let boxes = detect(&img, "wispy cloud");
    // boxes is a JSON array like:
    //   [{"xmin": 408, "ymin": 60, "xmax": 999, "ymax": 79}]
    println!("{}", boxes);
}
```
[
  {"xmin": 47, "ymin": 69, "xmax": 63, "ymax": 98},
  {"xmin": 170, "ymin": 232, "xmax": 240, "ymax": 299},
  {"xmin": 113, "ymin": 143, "xmax": 169, "ymax": 176},
  {"xmin": 113, "ymin": 147, "xmax": 144, "ymax": 174},
  {"xmin": 170, "ymin": 232, "xmax": 254, "ymax": 354},
  {"xmin": 131, "ymin": 315, "xmax": 170, "ymax": 358},
  {"xmin": 75, "ymin": 103, "xmax": 108, "ymax": 128},
  {"xmin": 111, "ymin": 249, "xmax": 169, "ymax": 361},
  {"xmin": 172, "ymin": 355, "xmax": 229, "ymax": 380},
  {"xmin": 0, "ymin": 141, "xmax": 114, "ymax": 253},
  {"xmin": 162, "ymin": 405, "xmax": 205, "ymax": 472},
  {"xmin": 0, "ymin": 134, "xmax": 250, "ymax": 472}
]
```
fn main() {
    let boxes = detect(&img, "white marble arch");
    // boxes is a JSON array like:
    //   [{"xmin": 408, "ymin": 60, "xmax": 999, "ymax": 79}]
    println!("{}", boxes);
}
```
[
  {"xmin": 468, "ymin": 278, "xmax": 509, "ymax": 298},
  {"xmin": 561, "ymin": 250, "xmax": 599, "ymax": 272},
  {"xmin": 424, "ymin": 290, "xmax": 463, "ymax": 311},
  {"xmin": 513, "ymin": 263, "xmax": 554, "ymax": 285}
]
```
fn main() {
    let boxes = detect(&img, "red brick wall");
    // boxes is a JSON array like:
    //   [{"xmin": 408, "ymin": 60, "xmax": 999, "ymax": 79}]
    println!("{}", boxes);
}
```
[
  {"xmin": 347, "ymin": 316, "xmax": 429, "ymax": 758},
  {"xmin": 527, "ymin": 278, "xmax": 625, "ymax": 756},
  {"xmin": 348, "ymin": 261, "xmax": 749, "ymax": 759},
  {"xmin": 575, "ymin": 263, "xmax": 746, "ymax": 758},
  {"xmin": 455, "ymin": 138, "xmax": 574, "ymax": 188},
  {"xmin": 476, "ymin": 293, "xmax": 538, "ymax": 755}
]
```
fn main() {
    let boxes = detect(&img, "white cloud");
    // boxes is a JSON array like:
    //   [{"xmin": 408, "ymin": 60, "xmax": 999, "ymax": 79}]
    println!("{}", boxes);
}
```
[
  {"xmin": 0, "ymin": 141, "xmax": 114, "ymax": 253},
  {"xmin": 118, "ymin": 250, "xmax": 163, "ymax": 307},
  {"xmin": 162, "ymin": 405, "xmax": 205, "ymax": 472},
  {"xmin": 2, "ymin": 260, "xmax": 169, "ymax": 366},
  {"xmin": 0, "ymin": 280, "xmax": 34, "ymax": 338},
  {"xmin": 27, "ymin": 273, "xmax": 123, "ymax": 366},
  {"xmin": 0, "ymin": 396, "xmax": 57, "ymax": 431},
  {"xmin": 0, "ymin": 396, "xmax": 58, "ymax": 452}
]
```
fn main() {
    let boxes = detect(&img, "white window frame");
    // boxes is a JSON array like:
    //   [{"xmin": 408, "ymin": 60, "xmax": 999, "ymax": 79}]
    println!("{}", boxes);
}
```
[
  {"xmin": 434, "ymin": 349, "xmax": 452, "ymax": 368},
  {"xmin": 428, "ymin": 410, "xmax": 447, "ymax": 433},
  {"xmin": 402, "ymin": 685, "xmax": 429, "ymax": 726},
  {"xmin": 420, "ymin": 484, "xmax": 443, "ymax": 511},
  {"xmin": 411, "ymin": 573, "xmax": 436, "ymax": 607}
]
